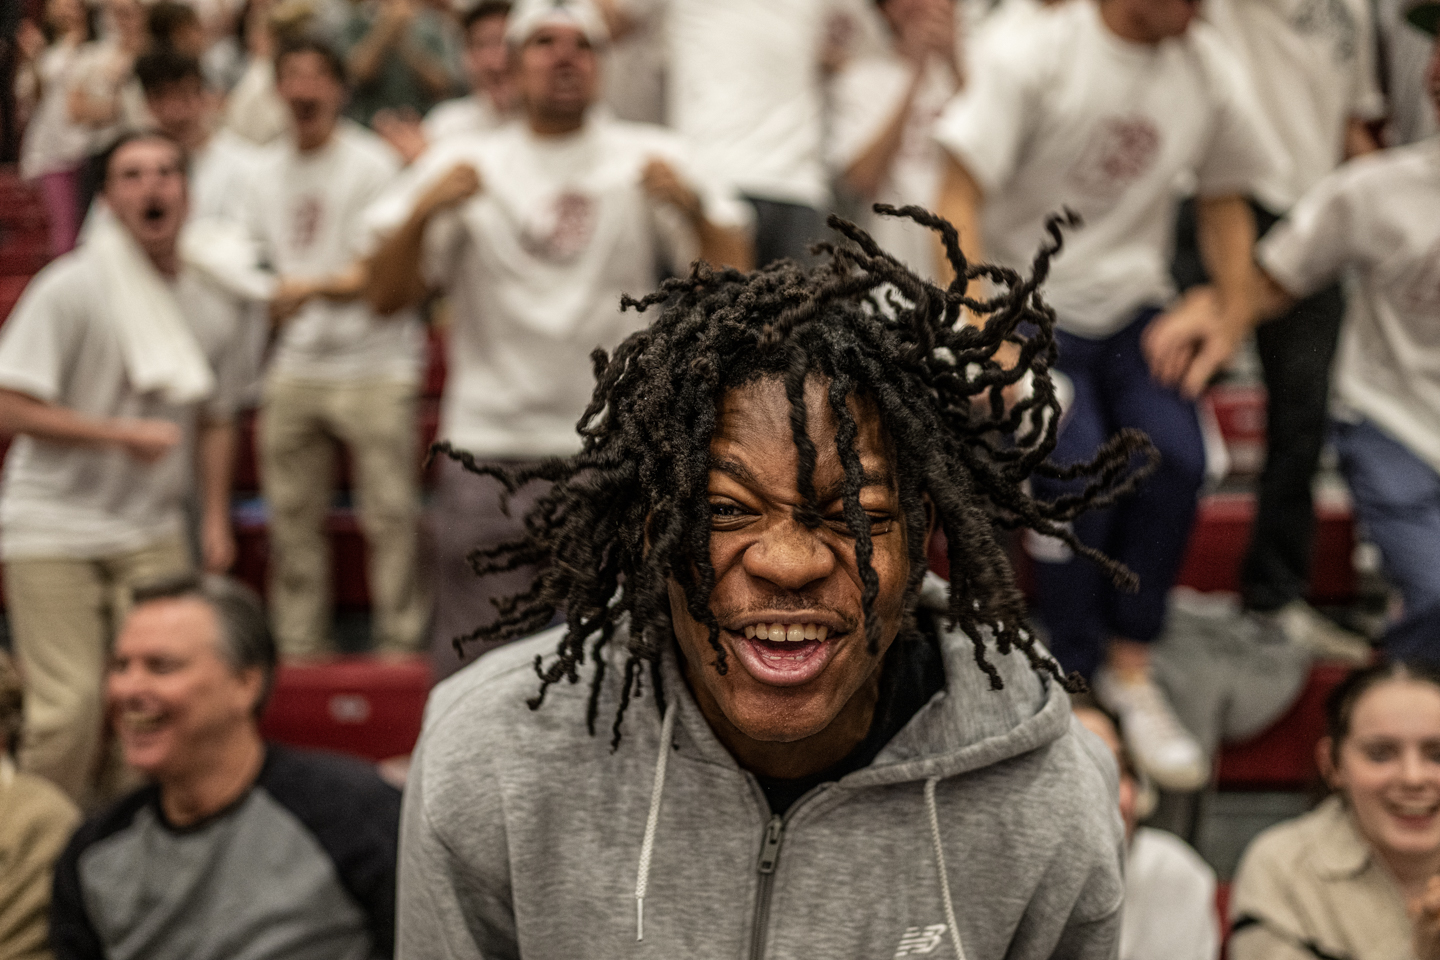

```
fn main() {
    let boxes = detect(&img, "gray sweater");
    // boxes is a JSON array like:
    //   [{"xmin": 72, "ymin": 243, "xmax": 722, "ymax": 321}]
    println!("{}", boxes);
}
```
[{"xmin": 400, "ymin": 586, "xmax": 1124, "ymax": 959}]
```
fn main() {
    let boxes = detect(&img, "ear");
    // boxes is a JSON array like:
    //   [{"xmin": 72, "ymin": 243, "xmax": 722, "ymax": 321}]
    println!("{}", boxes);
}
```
[
  {"xmin": 237, "ymin": 666, "xmax": 266, "ymax": 716},
  {"xmin": 1316, "ymin": 736, "xmax": 1340, "ymax": 788}
]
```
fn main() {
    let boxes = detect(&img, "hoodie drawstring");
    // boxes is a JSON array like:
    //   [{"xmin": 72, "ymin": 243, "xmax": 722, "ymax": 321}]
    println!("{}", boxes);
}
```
[
  {"xmin": 925, "ymin": 776, "xmax": 969, "ymax": 960},
  {"xmin": 635, "ymin": 703, "xmax": 677, "ymax": 942}
]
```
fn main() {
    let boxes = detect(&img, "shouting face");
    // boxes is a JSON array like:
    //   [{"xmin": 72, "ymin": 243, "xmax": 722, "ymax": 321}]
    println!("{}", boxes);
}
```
[
  {"xmin": 668, "ymin": 376, "xmax": 914, "ymax": 775},
  {"xmin": 515, "ymin": 23, "xmax": 598, "ymax": 131},
  {"xmin": 103, "ymin": 136, "xmax": 188, "ymax": 257}
]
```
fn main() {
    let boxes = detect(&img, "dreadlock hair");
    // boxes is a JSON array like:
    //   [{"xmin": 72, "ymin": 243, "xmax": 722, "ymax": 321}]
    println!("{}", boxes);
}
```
[{"xmin": 436, "ymin": 205, "xmax": 1157, "ymax": 748}]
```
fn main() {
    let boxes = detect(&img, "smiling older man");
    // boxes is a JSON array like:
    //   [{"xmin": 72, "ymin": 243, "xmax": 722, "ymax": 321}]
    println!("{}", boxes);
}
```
[
  {"xmin": 398, "ymin": 210, "xmax": 1148, "ymax": 958},
  {"xmin": 49, "ymin": 574, "xmax": 402, "ymax": 960}
]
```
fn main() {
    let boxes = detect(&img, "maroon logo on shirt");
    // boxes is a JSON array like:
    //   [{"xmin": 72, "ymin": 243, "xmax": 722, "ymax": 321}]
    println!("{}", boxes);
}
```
[
  {"xmin": 291, "ymin": 196, "xmax": 323, "ymax": 252},
  {"xmin": 1396, "ymin": 236, "xmax": 1440, "ymax": 319},
  {"xmin": 521, "ymin": 191, "xmax": 597, "ymax": 262},
  {"xmin": 1069, "ymin": 115, "xmax": 1162, "ymax": 200}
]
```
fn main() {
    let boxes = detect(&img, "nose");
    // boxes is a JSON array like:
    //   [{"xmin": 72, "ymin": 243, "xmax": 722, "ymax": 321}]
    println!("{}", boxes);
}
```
[
  {"xmin": 741, "ymin": 516, "xmax": 837, "ymax": 592},
  {"xmin": 1401, "ymin": 746, "xmax": 1429, "ymax": 786}
]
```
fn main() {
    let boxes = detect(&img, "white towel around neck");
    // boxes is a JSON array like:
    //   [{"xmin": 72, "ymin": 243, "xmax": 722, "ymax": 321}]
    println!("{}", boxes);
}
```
[{"xmin": 88, "ymin": 212, "xmax": 216, "ymax": 406}]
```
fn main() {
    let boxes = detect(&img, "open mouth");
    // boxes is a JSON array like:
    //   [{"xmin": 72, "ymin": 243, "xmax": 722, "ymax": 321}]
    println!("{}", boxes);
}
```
[
  {"xmin": 291, "ymin": 99, "xmax": 320, "ymax": 123},
  {"xmin": 118, "ymin": 705, "xmax": 168, "ymax": 738},
  {"xmin": 1385, "ymin": 798, "xmax": 1440, "ymax": 829},
  {"xmin": 142, "ymin": 202, "xmax": 167, "ymax": 224},
  {"xmin": 725, "ymin": 620, "xmax": 843, "ymax": 687}
]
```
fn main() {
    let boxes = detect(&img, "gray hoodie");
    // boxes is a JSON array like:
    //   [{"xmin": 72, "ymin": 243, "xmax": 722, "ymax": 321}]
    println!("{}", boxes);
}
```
[{"xmin": 399, "ymin": 580, "xmax": 1125, "ymax": 959}]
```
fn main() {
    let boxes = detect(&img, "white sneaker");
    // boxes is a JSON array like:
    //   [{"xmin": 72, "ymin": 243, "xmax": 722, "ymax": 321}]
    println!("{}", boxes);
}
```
[
  {"xmin": 1257, "ymin": 600, "xmax": 1372, "ymax": 665},
  {"xmin": 1092, "ymin": 667, "xmax": 1209, "ymax": 792}
]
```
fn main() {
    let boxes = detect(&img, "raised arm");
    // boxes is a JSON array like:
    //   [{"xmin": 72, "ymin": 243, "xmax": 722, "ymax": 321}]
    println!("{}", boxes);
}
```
[{"xmin": 366, "ymin": 162, "xmax": 482, "ymax": 315}]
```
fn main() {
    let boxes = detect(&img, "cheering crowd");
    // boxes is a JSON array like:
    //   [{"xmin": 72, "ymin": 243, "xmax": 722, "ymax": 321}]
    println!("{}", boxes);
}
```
[{"xmin": 0, "ymin": 0, "xmax": 1437, "ymax": 956}]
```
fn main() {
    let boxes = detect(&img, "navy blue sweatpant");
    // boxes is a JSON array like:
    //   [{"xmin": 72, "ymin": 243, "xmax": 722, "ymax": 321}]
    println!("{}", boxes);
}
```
[{"xmin": 1030, "ymin": 308, "xmax": 1207, "ymax": 679}]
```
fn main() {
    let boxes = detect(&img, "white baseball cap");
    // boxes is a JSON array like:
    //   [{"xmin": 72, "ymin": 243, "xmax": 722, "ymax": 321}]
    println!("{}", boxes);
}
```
[{"xmin": 504, "ymin": 0, "xmax": 610, "ymax": 48}]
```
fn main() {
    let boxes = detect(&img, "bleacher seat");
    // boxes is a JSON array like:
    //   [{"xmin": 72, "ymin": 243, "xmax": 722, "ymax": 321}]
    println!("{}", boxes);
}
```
[{"xmin": 259, "ymin": 654, "xmax": 430, "ymax": 761}]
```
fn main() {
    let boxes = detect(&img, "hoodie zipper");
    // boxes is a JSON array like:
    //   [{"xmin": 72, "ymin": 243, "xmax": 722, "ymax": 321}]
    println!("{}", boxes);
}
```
[{"xmin": 748, "ymin": 815, "xmax": 785, "ymax": 960}]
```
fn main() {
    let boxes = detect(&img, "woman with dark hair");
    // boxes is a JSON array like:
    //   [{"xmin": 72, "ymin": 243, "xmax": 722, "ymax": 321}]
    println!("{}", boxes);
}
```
[{"xmin": 1230, "ymin": 660, "xmax": 1440, "ymax": 960}]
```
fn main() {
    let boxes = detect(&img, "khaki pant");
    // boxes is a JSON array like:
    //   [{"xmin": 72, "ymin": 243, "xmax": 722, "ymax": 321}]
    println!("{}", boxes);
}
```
[
  {"xmin": 8, "ymin": 536, "xmax": 190, "ymax": 807},
  {"xmin": 260, "ymin": 378, "xmax": 428, "ymax": 657}
]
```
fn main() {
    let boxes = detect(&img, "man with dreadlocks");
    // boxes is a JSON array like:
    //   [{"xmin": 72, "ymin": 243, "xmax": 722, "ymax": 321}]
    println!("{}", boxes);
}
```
[{"xmin": 398, "ymin": 208, "xmax": 1146, "ymax": 959}]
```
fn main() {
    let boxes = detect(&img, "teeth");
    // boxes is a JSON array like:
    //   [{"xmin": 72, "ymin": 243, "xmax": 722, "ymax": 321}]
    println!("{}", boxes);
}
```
[
  {"xmin": 741, "ymin": 622, "xmax": 832, "ymax": 643},
  {"xmin": 120, "ymin": 709, "xmax": 165, "ymax": 732}
]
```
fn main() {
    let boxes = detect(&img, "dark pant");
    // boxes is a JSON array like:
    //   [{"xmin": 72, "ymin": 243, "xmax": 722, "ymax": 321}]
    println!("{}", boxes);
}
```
[
  {"xmin": 428, "ymin": 456, "xmax": 550, "ymax": 680},
  {"xmin": 744, "ymin": 196, "xmax": 830, "ymax": 268},
  {"xmin": 1174, "ymin": 198, "xmax": 1345, "ymax": 611},
  {"xmin": 1030, "ymin": 310, "xmax": 1207, "ymax": 679}
]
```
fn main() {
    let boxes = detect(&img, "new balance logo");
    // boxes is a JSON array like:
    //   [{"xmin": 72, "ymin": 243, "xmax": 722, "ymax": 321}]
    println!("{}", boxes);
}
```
[{"xmin": 893, "ymin": 924, "xmax": 947, "ymax": 957}]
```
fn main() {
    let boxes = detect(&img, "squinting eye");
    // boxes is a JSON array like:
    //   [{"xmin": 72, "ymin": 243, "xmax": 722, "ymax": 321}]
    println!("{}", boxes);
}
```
[
  {"xmin": 709, "ymin": 502, "xmax": 744, "ymax": 519},
  {"xmin": 1363, "ymin": 744, "xmax": 1399, "ymax": 763}
]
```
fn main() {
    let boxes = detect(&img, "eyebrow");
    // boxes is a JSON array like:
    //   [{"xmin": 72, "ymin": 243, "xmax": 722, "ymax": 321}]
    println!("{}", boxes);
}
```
[{"xmin": 710, "ymin": 457, "xmax": 894, "ymax": 499}]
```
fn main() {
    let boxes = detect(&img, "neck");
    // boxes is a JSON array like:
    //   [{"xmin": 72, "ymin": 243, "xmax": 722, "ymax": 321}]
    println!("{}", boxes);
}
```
[
  {"xmin": 143, "ymin": 242, "xmax": 181, "ymax": 278},
  {"xmin": 1098, "ymin": 0, "xmax": 1156, "ymax": 44},
  {"xmin": 159, "ymin": 728, "xmax": 265, "ymax": 828},
  {"xmin": 296, "ymin": 123, "xmax": 335, "ymax": 154},
  {"xmin": 684, "ymin": 657, "xmax": 883, "ymax": 780},
  {"xmin": 527, "ymin": 108, "xmax": 585, "ymax": 137}
]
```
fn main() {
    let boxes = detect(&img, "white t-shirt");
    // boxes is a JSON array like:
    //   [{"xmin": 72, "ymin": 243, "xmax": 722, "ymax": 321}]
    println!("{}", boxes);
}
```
[
  {"xmin": 18, "ymin": 42, "xmax": 92, "ymax": 181},
  {"xmin": 191, "ymin": 128, "xmax": 263, "ymax": 224},
  {"xmin": 422, "ymin": 94, "xmax": 506, "ymax": 145},
  {"xmin": 364, "ymin": 116, "xmax": 751, "ymax": 459},
  {"xmin": 1203, "ymin": 0, "xmax": 1384, "ymax": 211},
  {"xmin": 829, "ymin": 54, "xmax": 959, "ymax": 281},
  {"xmin": 1120, "ymin": 827, "xmax": 1220, "ymax": 960},
  {"xmin": 1377, "ymin": 0, "xmax": 1439, "ymax": 147},
  {"xmin": 1258, "ymin": 138, "xmax": 1440, "ymax": 474},
  {"xmin": 663, "ymin": 0, "xmax": 836, "ymax": 208},
  {"xmin": 933, "ymin": 0, "xmax": 1278, "ymax": 338},
  {"xmin": 245, "ymin": 122, "xmax": 422, "ymax": 385},
  {"xmin": 0, "ymin": 248, "xmax": 246, "ymax": 560},
  {"xmin": 602, "ymin": 0, "xmax": 668, "ymax": 125}
]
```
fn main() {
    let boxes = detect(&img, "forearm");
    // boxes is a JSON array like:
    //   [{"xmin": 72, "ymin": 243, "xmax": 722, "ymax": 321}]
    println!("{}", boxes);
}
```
[
  {"xmin": 1344, "ymin": 117, "xmax": 1380, "ymax": 159},
  {"xmin": 400, "ymin": 44, "xmax": 451, "ymax": 97},
  {"xmin": 316, "ymin": 261, "xmax": 370, "ymax": 301},
  {"xmin": 934, "ymin": 152, "xmax": 986, "ymax": 302},
  {"xmin": 197, "ymin": 418, "xmax": 235, "ymax": 526},
  {"xmin": 695, "ymin": 219, "xmax": 753, "ymax": 272},
  {"xmin": 1255, "ymin": 267, "xmax": 1297, "ymax": 323},
  {"xmin": 1195, "ymin": 193, "xmax": 1258, "ymax": 332},
  {"xmin": 842, "ymin": 71, "xmax": 923, "ymax": 199},
  {"xmin": 0, "ymin": 388, "xmax": 127, "ymax": 448},
  {"xmin": 348, "ymin": 22, "xmax": 402, "ymax": 84},
  {"xmin": 365, "ymin": 210, "xmax": 433, "ymax": 314}
]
